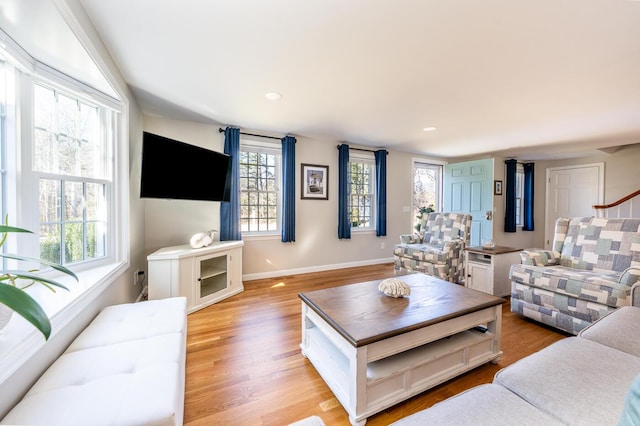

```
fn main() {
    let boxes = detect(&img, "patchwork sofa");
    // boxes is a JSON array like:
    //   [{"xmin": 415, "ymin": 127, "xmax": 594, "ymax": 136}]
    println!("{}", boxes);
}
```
[
  {"xmin": 393, "ymin": 212, "xmax": 471, "ymax": 283},
  {"xmin": 391, "ymin": 304, "xmax": 640, "ymax": 426},
  {"xmin": 1, "ymin": 297, "xmax": 187, "ymax": 426},
  {"xmin": 509, "ymin": 216, "xmax": 640, "ymax": 335}
]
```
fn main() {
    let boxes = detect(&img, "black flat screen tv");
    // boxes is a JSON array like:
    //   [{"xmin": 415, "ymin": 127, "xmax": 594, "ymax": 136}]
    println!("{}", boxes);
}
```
[{"xmin": 140, "ymin": 132, "xmax": 232, "ymax": 202}]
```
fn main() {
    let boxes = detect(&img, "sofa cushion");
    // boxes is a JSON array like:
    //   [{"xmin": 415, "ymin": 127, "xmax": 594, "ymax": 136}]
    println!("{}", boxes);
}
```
[
  {"xmin": 580, "ymin": 306, "xmax": 640, "ymax": 357},
  {"xmin": 495, "ymin": 337, "xmax": 640, "ymax": 426},
  {"xmin": 0, "ymin": 297, "xmax": 187, "ymax": 426},
  {"xmin": 419, "ymin": 212, "xmax": 469, "ymax": 245},
  {"xmin": 393, "ymin": 243, "xmax": 448, "ymax": 263},
  {"xmin": 510, "ymin": 264, "xmax": 630, "ymax": 308},
  {"xmin": 557, "ymin": 217, "xmax": 640, "ymax": 274},
  {"xmin": 511, "ymin": 281, "xmax": 618, "ymax": 323},
  {"xmin": 67, "ymin": 297, "xmax": 187, "ymax": 351},
  {"xmin": 510, "ymin": 297, "xmax": 594, "ymax": 335},
  {"xmin": 2, "ymin": 335, "xmax": 183, "ymax": 426},
  {"xmin": 389, "ymin": 383, "xmax": 564, "ymax": 426}
]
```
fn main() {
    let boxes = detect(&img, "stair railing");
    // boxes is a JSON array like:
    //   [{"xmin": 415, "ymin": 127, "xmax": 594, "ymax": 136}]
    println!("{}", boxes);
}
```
[{"xmin": 593, "ymin": 189, "xmax": 640, "ymax": 218}]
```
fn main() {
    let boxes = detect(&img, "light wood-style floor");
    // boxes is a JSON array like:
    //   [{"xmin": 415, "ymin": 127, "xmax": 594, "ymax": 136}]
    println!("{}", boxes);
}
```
[{"xmin": 184, "ymin": 263, "xmax": 568, "ymax": 425}]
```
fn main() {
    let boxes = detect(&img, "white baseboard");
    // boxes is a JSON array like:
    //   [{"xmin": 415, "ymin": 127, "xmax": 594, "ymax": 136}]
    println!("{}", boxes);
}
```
[{"xmin": 242, "ymin": 257, "xmax": 394, "ymax": 281}]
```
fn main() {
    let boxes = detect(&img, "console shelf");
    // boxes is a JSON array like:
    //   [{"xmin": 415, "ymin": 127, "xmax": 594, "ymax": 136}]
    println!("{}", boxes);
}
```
[{"xmin": 147, "ymin": 240, "xmax": 244, "ymax": 313}]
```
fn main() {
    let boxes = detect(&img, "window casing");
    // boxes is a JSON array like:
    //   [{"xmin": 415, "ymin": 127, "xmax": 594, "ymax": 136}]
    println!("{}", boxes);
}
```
[
  {"xmin": 239, "ymin": 140, "xmax": 281, "ymax": 235},
  {"xmin": 0, "ymin": 60, "xmax": 8, "ymax": 227},
  {"xmin": 0, "ymin": 26, "xmax": 127, "ymax": 385},
  {"xmin": 349, "ymin": 154, "xmax": 376, "ymax": 230},
  {"xmin": 412, "ymin": 161, "xmax": 442, "ymax": 222},
  {"xmin": 515, "ymin": 164, "xmax": 525, "ymax": 227},
  {"xmin": 33, "ymin": 83, "xmax": 111, "ymax": 265}
]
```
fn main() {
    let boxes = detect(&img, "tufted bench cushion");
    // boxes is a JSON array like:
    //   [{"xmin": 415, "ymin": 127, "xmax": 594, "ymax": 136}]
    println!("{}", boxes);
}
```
[{"xmin": 1, "ymin": 297, "xmax": 187, "ymax": 426}]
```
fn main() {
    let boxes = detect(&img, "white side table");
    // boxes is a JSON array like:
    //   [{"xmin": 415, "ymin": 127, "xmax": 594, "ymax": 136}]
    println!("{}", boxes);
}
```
[
  {"xmin": 465, "ymin": 246, "xmax": 522, "ymax": 297},
  {"xmin": 147, "ymin": 240, "xmax": 244, "ymax": 313}
]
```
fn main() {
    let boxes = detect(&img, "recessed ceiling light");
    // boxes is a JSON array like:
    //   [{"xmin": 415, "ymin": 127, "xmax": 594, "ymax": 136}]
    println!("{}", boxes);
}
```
[
  {"xmin": 423, "ymin": 126, "xmax": 437, "ymax": 132},
  {"xmin": 265, "ymin": 92, "xmax": 283, "ymax": 101}
]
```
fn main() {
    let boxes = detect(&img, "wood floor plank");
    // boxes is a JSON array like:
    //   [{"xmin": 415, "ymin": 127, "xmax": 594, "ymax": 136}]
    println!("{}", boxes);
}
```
[{"xmin": 184, "ymin": 263, "xmax": 567, "ymax": 425}]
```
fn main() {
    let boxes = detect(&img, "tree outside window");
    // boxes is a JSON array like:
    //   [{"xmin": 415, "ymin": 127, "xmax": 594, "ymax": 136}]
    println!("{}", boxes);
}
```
[
  {"xmin": 34, "ymin": 84, "xmax": 109, "ymax": 265},
  {"xmin": 413, "ymin": 161, "xmax": 442, "ymax": 229},
  {"xmin": 239, "ymin": 142, "xmax": 281, "ymax": 233},
  {"xmin": 349, "ymin": 159, "xmax": 375, "ymax": 229}
]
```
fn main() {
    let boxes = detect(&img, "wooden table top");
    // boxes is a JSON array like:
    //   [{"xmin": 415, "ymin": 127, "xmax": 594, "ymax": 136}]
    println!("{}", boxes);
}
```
[
  {"xmin": 299, "ymin": 274, "xmax": 505, "ymax": 347},
  {"xmin": 465, "ymin": 245, "xmax": 522, "ymax": 255}
]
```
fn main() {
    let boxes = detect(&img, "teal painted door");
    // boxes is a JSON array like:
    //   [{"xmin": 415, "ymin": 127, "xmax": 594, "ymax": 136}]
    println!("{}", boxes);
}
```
[{"xmin": 443, "ymin": 159, "xmax": 494, "ymax": 247}]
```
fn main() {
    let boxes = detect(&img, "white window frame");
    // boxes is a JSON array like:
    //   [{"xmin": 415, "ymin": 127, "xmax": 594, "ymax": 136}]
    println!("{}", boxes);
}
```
[
  {"xmin": 348, "ymin": 152, "xmax": 376, "ymax": 232},
  {"xmin": 515, "ymin": 163, "xmax": 525, "ymax": 227},
  {"xmin": 239, "ymin": 139, "xmax": 282, "ymax": 238},
  {"xmin": 26, "ymin": 81, "xmax": 114, "ymax": 267},
  {"xmin": 0, "ymin": 36, "xmax": 129, "ymax": 384},
  {"xmin": 412, "ymin": 159, "xmax": 444, "ymax": 224}
]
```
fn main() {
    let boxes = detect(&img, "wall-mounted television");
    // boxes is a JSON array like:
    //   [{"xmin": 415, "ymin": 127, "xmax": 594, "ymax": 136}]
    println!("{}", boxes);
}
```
[{"xmin": 140, "ymin": 131, "xmax": 232, "ymax": 202}]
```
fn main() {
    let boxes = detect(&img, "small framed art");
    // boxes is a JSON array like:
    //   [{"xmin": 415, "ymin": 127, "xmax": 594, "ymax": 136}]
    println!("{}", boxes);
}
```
[
  {"xmin": 494, "ymin": 180, "xmax": 503, "ymax": 195},
  {"xmin": 301, "ymin": 164, "xmax": 329, "ymax": 200}
]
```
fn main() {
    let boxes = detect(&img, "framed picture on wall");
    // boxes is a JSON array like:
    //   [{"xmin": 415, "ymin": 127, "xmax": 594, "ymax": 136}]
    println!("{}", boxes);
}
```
[
  {"xmin": 494, "ymin": 180, "xmax": 503, "ymax": 195},
  {"xmin": 301, "ymin": 164, "xmax": 329, "ymax": 200}
]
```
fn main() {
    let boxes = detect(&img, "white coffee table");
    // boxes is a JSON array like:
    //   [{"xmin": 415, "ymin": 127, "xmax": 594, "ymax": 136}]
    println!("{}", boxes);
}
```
[{"xmin": 299, "ymin": 273, "xmax": 505, "ymax": 425}]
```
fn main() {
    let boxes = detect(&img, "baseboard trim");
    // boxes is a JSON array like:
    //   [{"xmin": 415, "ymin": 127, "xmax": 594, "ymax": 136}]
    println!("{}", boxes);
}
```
[{"xmin": 242, "ymin": 257, "xmax": 394, "ymax": 281}]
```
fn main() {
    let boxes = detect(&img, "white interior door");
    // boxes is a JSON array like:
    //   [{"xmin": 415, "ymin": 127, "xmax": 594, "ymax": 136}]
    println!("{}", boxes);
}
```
[{"xmin": 545, "ymin": 163, "xmax": 604, "ymax": 249}]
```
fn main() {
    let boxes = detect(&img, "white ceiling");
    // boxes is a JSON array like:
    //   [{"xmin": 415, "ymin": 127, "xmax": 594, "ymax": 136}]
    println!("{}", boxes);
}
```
[
  {"xmin": 0, "ymin": 0, "xmax": 116, "ymax": 98},
  {"xmin": 5, "ymin": 0, "xmax": 640, "ymax": 160}
]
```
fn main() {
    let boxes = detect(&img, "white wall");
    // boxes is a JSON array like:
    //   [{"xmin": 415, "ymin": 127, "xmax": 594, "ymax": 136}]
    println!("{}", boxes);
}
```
[
  {"xmin": 142, "ymin": 116, "xmax": 422, "ymax": 278},
  {"xmin": 532, "ymin": 143, "xmax": 640, "ymax": 247},
  {"xmin": 142, "ymin": 113, "xmax": 640, "ymax": 278},
  {"xmin": 486, "ymin": 144, "xmax": 640, "ymax": 251},
  {"xmin": 243, "ymin": 133, "xmax": 413, "ymax": 278},
  {"xmin": 142, "ymin": 116, "xmax": 225, "ymax": 252},
  {"xmin": 451, "ymin": 143, "xmax": 640, "ymax": 252},
  {"xmin": 491, "ymin": 155, "xmax": 537, "ymax": 251}
]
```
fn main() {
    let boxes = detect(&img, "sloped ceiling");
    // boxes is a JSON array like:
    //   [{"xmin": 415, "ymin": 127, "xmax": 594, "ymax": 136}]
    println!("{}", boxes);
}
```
[
  {"xmin": 6, "ymin": 0, "xmax": 640, "ymax": 160},
  {"xmin": 0, "ymin": 0, "xmax": 116, "ymax": 98}
]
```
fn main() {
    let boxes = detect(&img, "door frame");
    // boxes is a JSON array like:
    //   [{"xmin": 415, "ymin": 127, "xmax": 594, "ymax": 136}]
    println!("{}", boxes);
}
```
[{"xmin": 544, "ymin": 163, "xmax": 604, "ymax": 249}]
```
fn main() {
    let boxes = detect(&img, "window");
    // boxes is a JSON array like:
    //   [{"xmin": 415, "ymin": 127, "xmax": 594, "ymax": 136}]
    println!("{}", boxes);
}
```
[
  {"xmin": 0, "ymin": 47, "xmax": 122, "ymax": 290},
  {"xmin": 349, "ymin": 154, "xmax": 375, "ymax": 229},
  {"xmin": 239, "ymin": 140, "xmax": 281, "ymax": 234},
  {"xmin": 412, "ymin": 161, "xmax": 442, "ymax": 226},
  {"xmin": 0, "ymin": 61, "xmax": 7, "ymax": 225},
  {"xmin": 0, "ymin": 23, "xmax": 126, "ymax": 384},
  {"xmin": 515, "ymin": 164, "xmax": 525, "ymax": 227},
  {"xmin": 33, "ymin": 84, "xmax": 111, "ymax": 265}
]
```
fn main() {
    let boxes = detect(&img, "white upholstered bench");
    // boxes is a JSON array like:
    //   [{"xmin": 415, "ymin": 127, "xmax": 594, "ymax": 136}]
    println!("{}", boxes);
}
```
[{"xmin": 1, "ymin": 297, "xmax": 187, "ymax": 426}]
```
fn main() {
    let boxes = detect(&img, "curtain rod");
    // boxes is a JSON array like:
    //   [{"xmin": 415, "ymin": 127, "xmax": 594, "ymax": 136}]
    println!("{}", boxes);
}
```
[
  {"xmin": 218, "ymin": 127, "xmax": 282, "ymax": 141},
  {"xmin": 336, "ymin": 144, "xmax": 389, "ymax": 155}
]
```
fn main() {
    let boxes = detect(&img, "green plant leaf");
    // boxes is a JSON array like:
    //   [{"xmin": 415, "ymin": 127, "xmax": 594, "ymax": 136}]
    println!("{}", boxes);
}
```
[
  {"xmin": 0, "ymin": 285, "xmax": 51, "ymax": 339},
  {"xmin": 0, "ymin": 225, "xmax": 33, "ymax": 234},
  {"xmin": 0, "ymin": 271, "xmax": 69, "ymax": 291},
  {"xmin": 0, "ymin": 253, "xmax": 78, "ymax": 281}
]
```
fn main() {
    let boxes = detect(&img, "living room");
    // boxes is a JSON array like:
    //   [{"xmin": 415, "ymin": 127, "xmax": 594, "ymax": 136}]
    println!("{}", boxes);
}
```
[{"xmin": 1, "ymin": 0, "xmax": 640, "ymax": 424}]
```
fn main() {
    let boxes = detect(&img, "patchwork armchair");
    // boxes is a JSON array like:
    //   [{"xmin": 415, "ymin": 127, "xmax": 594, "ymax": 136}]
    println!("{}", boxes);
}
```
[
  {"xmin": 393, "ymin": 212, "xmax": 472, "ymax": 283},
  {"xmin": 509, "ymin": 216, "xmax": 640, "ymax": 335}
]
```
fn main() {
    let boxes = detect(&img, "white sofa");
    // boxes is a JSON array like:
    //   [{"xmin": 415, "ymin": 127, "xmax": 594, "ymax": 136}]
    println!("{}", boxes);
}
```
[
  {"xmin": 391, "ymin": 305, "xmax": 640, "ymax": 425},
  {"xmin": 1, "ymin": 297, "xmax": 187, "ymax": 426}
]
